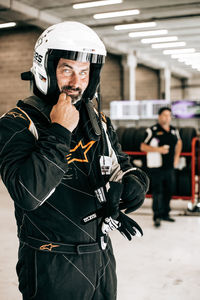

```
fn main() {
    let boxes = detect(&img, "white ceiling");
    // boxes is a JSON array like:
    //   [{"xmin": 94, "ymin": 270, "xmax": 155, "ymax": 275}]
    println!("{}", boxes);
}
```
[{"xmin": 1, "ymin": 0, "xmax": 200, "ymax": 78}]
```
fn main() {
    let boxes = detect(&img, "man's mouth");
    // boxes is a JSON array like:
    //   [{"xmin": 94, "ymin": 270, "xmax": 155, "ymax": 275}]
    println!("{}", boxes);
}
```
[
  {"xmin": 65, "ymin": 89, "xmax": 79, "ymax": 95},
  {"xmin": 61, "ymin": 86, "xmax": 81, "ymax": 96},
  {"xmin": 61, "ymin": 86, "xmax": 83, "ymax": 104}
]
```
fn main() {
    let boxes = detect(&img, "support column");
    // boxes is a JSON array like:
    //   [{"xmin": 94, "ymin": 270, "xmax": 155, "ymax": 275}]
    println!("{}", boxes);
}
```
[
  {"xmin": 181, "ymin": 78, "xmax": 189, "ymax": 99},
  {"xmin": 122, "ymin": 52, "xmax": 137, "ymax": 101},
  {"xmin": 160, "ymin": 67, "xmax": 171, "ymax": 101}
]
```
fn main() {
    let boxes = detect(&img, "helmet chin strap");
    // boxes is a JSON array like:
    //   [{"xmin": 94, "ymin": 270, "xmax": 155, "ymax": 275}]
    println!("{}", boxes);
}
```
[
  {"xmin": 81, "ymin": 64, "xmax": 102, "ymax": 137},
  {"xmin": 85, "ymin": 100, "xmax": 101, "ymax": 136},
  {"xmin": 21, "ymin": 71, "xmax": 33, "ymax": 81}
]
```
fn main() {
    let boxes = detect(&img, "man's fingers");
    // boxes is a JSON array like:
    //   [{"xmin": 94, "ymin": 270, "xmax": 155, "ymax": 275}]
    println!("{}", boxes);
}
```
[
  {"xmin": 57, "ymin": 92, "xmax": 66, "ymax": 103},
  {"xmin": 57, "ymin": 93, "xmax": 72, "ymax": 105},
  {"xmin": 65, "ymin": 95, "xmax": 72, "ymax": 105}
]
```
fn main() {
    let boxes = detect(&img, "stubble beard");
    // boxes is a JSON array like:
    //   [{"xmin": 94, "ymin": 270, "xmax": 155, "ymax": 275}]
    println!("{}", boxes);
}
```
[{"xmin": 61, "ymin": 86, "xmax": 83, "ymax": 104}]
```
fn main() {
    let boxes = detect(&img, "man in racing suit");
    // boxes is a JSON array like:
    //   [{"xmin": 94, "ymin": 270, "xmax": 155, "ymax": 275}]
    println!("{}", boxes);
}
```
[{"xmin": 0, "ymin": 22, "xmax": 149, "ymax": 300}]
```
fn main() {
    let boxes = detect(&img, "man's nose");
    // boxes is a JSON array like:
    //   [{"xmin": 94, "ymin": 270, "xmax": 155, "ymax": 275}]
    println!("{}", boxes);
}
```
[{"xmin": 69, "ymin": 73, "xmax": 80, "ymax": 88}]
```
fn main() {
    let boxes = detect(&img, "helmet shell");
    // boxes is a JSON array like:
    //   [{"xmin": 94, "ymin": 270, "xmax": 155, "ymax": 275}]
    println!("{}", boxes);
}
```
[{"xmin": 31, "ymin": 21, "xmax": 106, "ymax": 97}]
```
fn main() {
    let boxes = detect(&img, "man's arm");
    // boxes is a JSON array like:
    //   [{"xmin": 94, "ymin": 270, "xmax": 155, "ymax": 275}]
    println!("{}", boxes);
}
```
[
  {"xmin": 140, "ymin": 126, "xmax": 169, "ymax": 154},
  {"xmin": 174, "ymin": 139, "xmax": 182, "ymax": 168},
  {"xmin": 105, "ymin": 117, "xmax": 149, "ymax": 213},
  {"xmin": 140, "ymin": 142, "xmax": 169, "ymax": 154},
  {"xmin": 0, "ymin": 115, "xmax": 71, "ymax": 211},
  {"xmin": 0, "ymin": 94, "xmax": 78, "ymax": 211}
]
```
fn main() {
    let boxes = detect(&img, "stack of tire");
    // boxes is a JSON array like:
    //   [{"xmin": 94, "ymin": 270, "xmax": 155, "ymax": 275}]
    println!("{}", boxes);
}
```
[
  {"xmin": 116, "ymin": 126, "xmax": 197, "ymax": 197},
  {"xmin": 116, "ymin": 126, "xmax": 147, "ymax": 170},
  {"xmin": 116, "ymin": 126, "xmax": 147, "ymax": 152}
]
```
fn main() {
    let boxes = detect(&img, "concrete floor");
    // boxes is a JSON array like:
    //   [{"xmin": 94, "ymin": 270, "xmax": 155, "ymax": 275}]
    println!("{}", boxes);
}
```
[{"xmin": 0, "ymin": 180, "xmax": 200, "ymax": 300}]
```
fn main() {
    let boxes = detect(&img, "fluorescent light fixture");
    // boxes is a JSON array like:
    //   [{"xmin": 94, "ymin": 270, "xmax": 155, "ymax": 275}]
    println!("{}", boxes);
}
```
[
  {"xmin": 184, "ymin": 61, "xmax": 194, "ymax": 65},
  {"xmin": 129, "ymin": 29, "xmax": 168, "ymax": 38},
  {"xmin": 94, "ymin": 9, "xmax": 139, "ymax": 19},
  {"xmin": 192, "ymin": 65, "xmax": 200, "ymax": 70},
  {"xmin": 152, "ymin": 41, "xmax": 185, "ymax": 49},
  {"xmin": 141, "ymin": 36, "xmax": 178, "ymax": 44},
  {"xmin": 163, "ymin": 48, "xmax": 196, "ymax": 55},
  {"xmin": 190, "ymin": 64, "xmax": 200, "ymax": 69},
  {"xmin": 178, "ymin": 56, "xmax": 200, "ymax": 62},
  {"xmin": 0, "ymin": 22, "xmax": 16, "ymax": 29},
  {"xmin": 73, "ymin": 0, "xmax": 122, "ymax": 9},
  {"xmin": 115, "ymin": 22, "xmax": 156, "ymax": 30},
  {"xmin": 171, "ymin": 53, "xmax": 200, "ymax": 63},
  {"xmin": 171, "ymin": 53, "xmax": 198, "ymax": 59}
]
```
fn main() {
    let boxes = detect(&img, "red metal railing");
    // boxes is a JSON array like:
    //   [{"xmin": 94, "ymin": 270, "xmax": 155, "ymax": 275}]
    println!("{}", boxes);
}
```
[{"xmin": 125, "ymin": 137, "xmax": 200, "ymax": 203}]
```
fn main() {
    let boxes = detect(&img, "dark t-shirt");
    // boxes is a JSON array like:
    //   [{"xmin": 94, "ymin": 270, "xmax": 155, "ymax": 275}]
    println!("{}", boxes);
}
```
[{"xmin": 143, "ymin": 123, "xmax": 180, "ymax": 169}]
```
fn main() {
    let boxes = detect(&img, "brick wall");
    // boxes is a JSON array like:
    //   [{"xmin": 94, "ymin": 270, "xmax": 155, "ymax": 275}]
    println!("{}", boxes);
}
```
[
  {"xmin": 170, "ymin": 75, "xmax": 200, "ymax": 101},
  {"xmin": 100, "ymin": 53, "xmax": 122, "ymax": 109},
  {"xmin": 171, "ymin": 76, "xmax": 183, "ymax": 100},
  {"xmin": 136, "ymin": 65, "xmax": 159, "ymax": 100},
  {"xmin": 101, "ymin": 59, "xmax": 161, "ymax": 106},
  {"xmin": 184, "ymin": 76, "xmax": 200, "ymax": 100},
  {"xmin": 0, "ymin": 26, "xmax": 42, "ymax": 115}
]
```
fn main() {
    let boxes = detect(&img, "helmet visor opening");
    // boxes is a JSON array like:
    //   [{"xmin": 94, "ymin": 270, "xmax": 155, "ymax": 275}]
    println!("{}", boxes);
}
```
[{"xmin": 48, "ymin": 49, "xmax": 105, "ymax": 64}]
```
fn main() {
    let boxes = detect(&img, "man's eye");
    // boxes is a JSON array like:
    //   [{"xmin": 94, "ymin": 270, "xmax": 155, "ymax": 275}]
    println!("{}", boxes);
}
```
[{"xmin": 64, "ymin": 69, "xmax": 71, "ymax": 74}]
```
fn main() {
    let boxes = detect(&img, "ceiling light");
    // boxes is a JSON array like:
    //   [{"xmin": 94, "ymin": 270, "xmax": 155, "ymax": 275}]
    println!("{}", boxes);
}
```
[
  {"xmin": 192, "ymin": 65, "xmax": 200, "ymax": 70},
  {"xmin": 73, "ymin": 0, "xmax": 122, "ymax": 9},
  {"xmin": 184, "ymin": 61, "xmax": 193, "ymax": 65},
  {"xmin": 187, "ymin": 62, "xmax": 200, "ymax": 67},
  {"xmin": 171, "ymin": 53, "xmax": 200, "ymax": 59},
  {"xmin": 176, "ymin": 53, "xmax": 199, "ymax": 58},
  {"xmin": 0, "ymin": 22, "xmax": 16, "ymax": 29},
  {"xmin": 129, "ymin": 29, "xmax": 168, "ymax": 38},
  {"xmin": 190, "ymin": 64, "xmax": 200, "ymax": 69},
  {"xmin": 178, "ymin": 56, "xmax": 200, "ymax": 63},
  {"xmin": 115, "ymin": 22, "xmax": 156, "ymax": 30},
  {"xmin": 141, "ymin": 36, "xmax": 178, "ymax": 44},
  {"xmin": 178, "ymin": 57, "xmax": 194, "ymax": 63},
  {"xmin": 163, "ymin": 48, "xmax": 196, "ymax": 55},
  {"xmin": 152, "ymin": 41, "xmax": 186, "ymax": 49},
  {"xmin": 94, "ymin": 9, "xmax": 139, "ymax": 19}
]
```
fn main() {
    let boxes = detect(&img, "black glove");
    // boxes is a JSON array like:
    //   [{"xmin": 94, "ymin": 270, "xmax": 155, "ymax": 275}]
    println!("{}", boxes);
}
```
[
  {"xmin": 82, "ymin": 210, "xmax": 143, "ymax": 242},
  {"xmin": 82, "ymin": 181, "xmax": 123, "ymax": 250},
  {"xmin": 82, "ymin": 181, "xmax": 123, "ymax": 225},
  {"xmin": 96, "ymin": 216, "xmax": 121, "ymax": 250},
  {"xmin": 81, "ymin": 179, "xmax": 143, "ymax": 244},
  {"xmin": 104, "ymin": 181, "xmax": 123, "ymax": 219},
  {"xmin": 120, "ymin": 168, "xmax": 150, "ymax": 214},
  {"xmin": 117, "ymin": 212, "xmax": 143, "ymax": 240}
]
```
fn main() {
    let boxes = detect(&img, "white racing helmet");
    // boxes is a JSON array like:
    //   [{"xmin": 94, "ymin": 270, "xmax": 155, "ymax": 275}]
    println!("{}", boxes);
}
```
[{"xmin": 24, "ymin": 21, "xmax": 106, "ymax": 104}]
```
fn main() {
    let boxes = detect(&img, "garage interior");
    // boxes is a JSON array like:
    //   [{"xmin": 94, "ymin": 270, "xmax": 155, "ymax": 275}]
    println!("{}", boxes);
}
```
[{"xmin": 0, "ymin": 1, "xmax": 200, "ymax": 299}]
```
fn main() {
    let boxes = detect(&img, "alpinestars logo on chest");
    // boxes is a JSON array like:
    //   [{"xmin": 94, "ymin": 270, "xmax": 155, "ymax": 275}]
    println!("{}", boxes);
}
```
[{"xmin": 66, "ymin": 140, "xmax": 96, "ymax": 164}]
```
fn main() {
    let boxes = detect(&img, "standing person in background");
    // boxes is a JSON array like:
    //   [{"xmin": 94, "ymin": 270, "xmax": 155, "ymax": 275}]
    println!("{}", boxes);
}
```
[
  {"xmin": 0, "ymin": 21, "xmax": 149, "ymax": 299},
  {"xmin": 140, "ymin": 107, "xmax": 182, "ymax": 227}
]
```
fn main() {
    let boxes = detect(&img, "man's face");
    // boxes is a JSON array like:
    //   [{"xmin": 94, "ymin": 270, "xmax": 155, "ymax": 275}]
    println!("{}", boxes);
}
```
[
  {"xmin": 56, "ymin": 58, "xmax": 90, "ymax": 104},
  {"xmin": 158, "ymin": 110, "xmax": 172, "ymax": 127}
]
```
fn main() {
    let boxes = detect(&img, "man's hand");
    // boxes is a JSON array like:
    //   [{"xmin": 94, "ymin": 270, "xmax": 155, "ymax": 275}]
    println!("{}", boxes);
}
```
[
  {"xmin": 174, "ymin": 156, "xmax": 180, "ymax": 168},
  {"xmin": 117, "ymin": 212, "xmax": 143, "ymax": 240},
  {"xmin": 158, "ymin": 145, "xmax": 169, "ymax": 154},
  {"xmin": 120, "ymin": 169, "xmax": 149, "ymax": 214},
  {"xmin": 141, "ymin": 143, "xmax": 169, "ymax": 154},
  {"xmin": 50, "ymin": 93, "xmax": 79, "ymax": 132}
]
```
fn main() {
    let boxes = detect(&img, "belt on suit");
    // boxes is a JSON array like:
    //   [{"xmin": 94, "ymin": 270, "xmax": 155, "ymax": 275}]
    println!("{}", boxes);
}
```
[{"xmin": 21, "ymin": 236, "xmax": 108, "ymax": 254}]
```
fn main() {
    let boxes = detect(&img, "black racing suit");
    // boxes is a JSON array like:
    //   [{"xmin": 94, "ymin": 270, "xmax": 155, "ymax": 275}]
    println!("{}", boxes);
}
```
[{"xmin": 0, "ymin": 96, "xmax": 145, "ymax": 300}]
